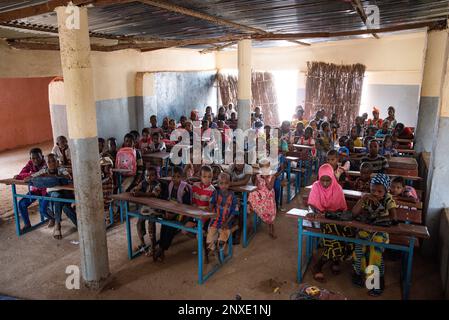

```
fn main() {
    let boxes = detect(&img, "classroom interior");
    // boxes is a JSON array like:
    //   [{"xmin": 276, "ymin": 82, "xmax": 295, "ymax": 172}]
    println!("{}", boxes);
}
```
[{"xmin": 0, "ymin": 0, "xmax": 449, "ymax": 300}]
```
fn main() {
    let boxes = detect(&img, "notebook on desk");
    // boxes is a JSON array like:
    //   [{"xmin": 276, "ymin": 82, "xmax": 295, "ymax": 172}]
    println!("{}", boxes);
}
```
[{"xmin": 286, "ymin": 208, "xmax": 315, "ymax": 227}]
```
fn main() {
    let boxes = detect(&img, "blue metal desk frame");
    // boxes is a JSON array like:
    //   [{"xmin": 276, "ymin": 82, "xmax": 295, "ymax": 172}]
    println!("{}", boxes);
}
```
[
  {"xmin": 295, "ymin": 217, "xmax": 416, "ymax": 300},
  {"xmin": 8, "ymin": 183, "xmax": 115, "ymax": 237},
  {"xmin": 123, "ymin": 202, "xmax": 234, "ymax": 284}
]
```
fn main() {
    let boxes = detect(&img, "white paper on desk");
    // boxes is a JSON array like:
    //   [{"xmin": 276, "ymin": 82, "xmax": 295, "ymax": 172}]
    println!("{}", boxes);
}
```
[{"xmin": 286, "ymin": 208, "xmax": 313, "ymax": 227}]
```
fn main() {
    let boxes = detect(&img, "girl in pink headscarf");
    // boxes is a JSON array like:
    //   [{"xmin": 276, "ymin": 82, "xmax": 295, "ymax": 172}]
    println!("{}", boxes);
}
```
[{"xmin": 308, "ymin": 163, "xmax": 353, "ymax": 282}]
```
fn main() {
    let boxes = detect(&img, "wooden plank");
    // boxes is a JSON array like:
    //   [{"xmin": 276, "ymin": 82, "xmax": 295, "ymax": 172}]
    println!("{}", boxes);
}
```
[
  {"xmin": 285, "ymin": 211, "xmax": 429, "ymax": 239},
  {"xmin": 292, "ymin": 144, "xmax": 314, "ymax": 150},
  {"xmin": 111, "ymin": 192, "xmax": 217, "ymax": 219},
  {"xmin": 0, "ymin": 178, "xmax": 74, "ymax": 190},
  {"xmin": 346, "ymin": 170, "xmax": 422, "ymax": 181}
]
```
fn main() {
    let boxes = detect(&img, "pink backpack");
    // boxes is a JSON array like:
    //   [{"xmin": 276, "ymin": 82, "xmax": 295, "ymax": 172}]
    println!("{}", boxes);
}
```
[{"xmin": 115, "ymin": 147, "xmax": 137, "ymax": 176}]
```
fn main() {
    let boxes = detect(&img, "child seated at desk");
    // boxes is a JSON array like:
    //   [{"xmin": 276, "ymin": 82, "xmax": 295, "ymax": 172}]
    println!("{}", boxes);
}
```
[
  {"xmin": 364, "ymin": 126, "xmax": 377, "ymax": 139},
  {"xmin": 216, "ymin": 106, "xmax": 227, "ymax": 121},
  {"xmin": 248, "ymin": 159, "xmax": 280, "ymax": 239},
  {"xmin": 308, "ymin": 163, "xmax": 353, "ymax": 282},
  {"xmin": 227, "ymin": 112, "xmax": 238, "ymax": 130},
  {"xmin": 153, "ymin": 166, "xmax": 192, "ymax": 262},
  {"xmin": 375, "ymin": 120, "xmax": 391, "ymax": 139},
  {"xmin": 366, "ymin": 107, "xmax": 383, "ymax": 129},
  {"xmin": 98, "ymin": 137, "xmax": 105, "ymax": 155},
  {"xmin": 351, "ymin": 173, "xmax": 397, "ymax": 296},
  {"xmin": 206, "ymin": 172, "xmax": 238, "ymax": 263},
  {"xmin": 147, "ymin": 132, "xmax": 166, "ymax": 153},
  {"xmin": 380, "ymin": 134, "xmax": 398, "ymax": 158},
  {"xmin": 293, "ymin": 122, "xmax": 305, "ymax": 143},
  {"xmin": 103, "ymin": 137, "xmax": 118, "ymax": 164},
  {"xmin": 350, "ymin": 126, "xmax": 363, "ymax": 148},
  {"xmin": 52, "ymin": 135, "xmax": 71, "ymax": 166},
  {"xmin": 317, "ymin": 122, "xmax": 333, "ymax": 163},
  {"xmin": 360, "ymin": 140, "xmax": 388, "ymax": 173},
  {"xmin": 352, "ymin": 162, "xmax": 373, "ymax": 193},
  {"xmin": 14, "ymin": 147, "xmax": 51, "ymax": 232},
  {"xmin": 34, "ymin": 153, "xmax": 75, "ymax": 240},
  {"xmin": 139, "ymin": 128, "xmax": 151, "ymax": 151},
  {"xmin": 129, "ymin": 130, "xmax": 140, "ymax": 149},
  {"xmin": 389, "ymin": 176, "xmax": 419, "ymax": 203},
  {"xmin": 132, "ymin": 167, "xmax": 162, "ymax": 256}
]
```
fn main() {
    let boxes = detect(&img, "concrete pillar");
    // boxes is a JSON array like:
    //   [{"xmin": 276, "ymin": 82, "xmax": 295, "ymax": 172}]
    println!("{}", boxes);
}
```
[
  {"xmin": 237, "ymin": 39, "xmax": 252, "ymax": 130},
  {"xmin": 56, "ymin": 5, "xmax": 110, "ymax": 288},
  {"xmin": 415, "ymin": 30, "xmax": 448, "ymax": 153},
  {"xmin": 421, "ymin": 28, "xmax": 449, "ymax": 256}
]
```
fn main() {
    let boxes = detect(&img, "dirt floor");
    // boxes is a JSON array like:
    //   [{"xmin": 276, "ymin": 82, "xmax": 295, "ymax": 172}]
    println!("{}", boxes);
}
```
[{"xmin": 0, "ymin": 143, "xmax": 444, "ymax": 300}]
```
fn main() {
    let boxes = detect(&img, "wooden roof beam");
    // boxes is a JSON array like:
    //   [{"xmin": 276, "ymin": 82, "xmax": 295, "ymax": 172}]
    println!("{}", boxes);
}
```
[
  {"xmin": 0, "ymin": 0, "xmax": 133, "ymax": 23},
  {"xmin": 138, "ymin": 0, "xmax": 310, "ymax": 47},
  {"xmin": 350, "ymin": 0, "xmax": 380, "ymax": 39}
]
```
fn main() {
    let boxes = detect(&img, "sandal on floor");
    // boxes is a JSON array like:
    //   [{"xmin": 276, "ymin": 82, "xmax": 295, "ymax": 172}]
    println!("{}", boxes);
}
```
[
  {"xmin": 53, "ymin": 227, "xmax": 62, "ymax": 240},
  {"xmin": 368, "ymin": 289, "xmax": 383, "ymax": 297}
]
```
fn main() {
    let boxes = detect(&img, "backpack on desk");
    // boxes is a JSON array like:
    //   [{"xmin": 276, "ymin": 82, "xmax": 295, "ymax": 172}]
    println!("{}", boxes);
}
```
[{"xmin": 115, "ymin": 147, "xmax": 137, "ymax": 177}]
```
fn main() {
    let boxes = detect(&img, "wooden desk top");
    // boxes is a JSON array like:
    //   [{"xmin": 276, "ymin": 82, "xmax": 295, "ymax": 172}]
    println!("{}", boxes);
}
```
[
  {"xmin": 0, "ymin": 178, "xmax": 75, "ymax": 190},
  {"xmin": 346, "ymin": 170, "xmax": 422, "ymax": 181},
  {"xmin": 388, "ymin": 157, "xmax": 417, "ymax": 166},
  {"xmin": 142, "ymin": 151, "xmax": 171, "ymax": 160},
  {"xmin": 286, "ymin": 156, "xmax": 300, "ymax": 162},
  {"xmin": 111, "ymin": 193, "xmax": 217, "ymax": 219},
  {"xmin": 285, "ymin": 209, "xmax": 429, "ymax": 239}
]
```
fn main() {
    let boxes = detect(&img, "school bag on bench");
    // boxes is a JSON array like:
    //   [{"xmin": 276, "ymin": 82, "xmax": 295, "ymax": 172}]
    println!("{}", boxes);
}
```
[
  {"xmin": 30, "ymin": 176, "xmax": 71, "ymax": 189},
  {"xmin": 115, "ymin": 147, "xmax": 137, "ymax": 177}
]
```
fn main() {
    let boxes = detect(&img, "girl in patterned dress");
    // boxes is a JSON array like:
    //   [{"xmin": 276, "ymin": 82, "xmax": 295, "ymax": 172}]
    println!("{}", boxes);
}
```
[{"xmin": 248, "ymin": 159, "xmax": 281, "ymax": 239}]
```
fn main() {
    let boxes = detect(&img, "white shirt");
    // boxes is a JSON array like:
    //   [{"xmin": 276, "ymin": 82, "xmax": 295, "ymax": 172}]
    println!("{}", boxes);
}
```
[{"xmin": 52, "ymin": 145, "xmax": 71, "ymax": 164}]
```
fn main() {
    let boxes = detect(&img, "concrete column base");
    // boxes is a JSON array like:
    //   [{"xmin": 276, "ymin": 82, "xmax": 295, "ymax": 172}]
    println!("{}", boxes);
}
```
[{"xmin": 237, "ymin": 98, "xmax": 251, "ymax": 130}]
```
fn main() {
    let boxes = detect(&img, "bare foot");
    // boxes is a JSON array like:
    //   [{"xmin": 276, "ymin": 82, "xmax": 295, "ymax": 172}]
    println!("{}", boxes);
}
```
[
  {"xmin": 47, "ymin": 220, "xmax": 55, "ymax": 228},
  {"xmin": 53, "ymin": 225, "xmax": 62, "ymax": 240}
]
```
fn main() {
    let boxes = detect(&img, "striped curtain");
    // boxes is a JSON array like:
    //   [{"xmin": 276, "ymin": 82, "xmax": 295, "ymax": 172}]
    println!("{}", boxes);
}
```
[
  {"xmin": 305, "ymin": 62, "xmax": 366, "ymax": 135},
  {"xmin": 217, "ymin": 71, "xmax": 280, "ymax": 126}
]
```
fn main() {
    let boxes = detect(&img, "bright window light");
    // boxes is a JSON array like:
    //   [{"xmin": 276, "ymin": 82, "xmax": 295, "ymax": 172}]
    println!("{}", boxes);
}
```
[{"xmin": 273, "ymin": 70, "xmax": 298, "ymax": 122}]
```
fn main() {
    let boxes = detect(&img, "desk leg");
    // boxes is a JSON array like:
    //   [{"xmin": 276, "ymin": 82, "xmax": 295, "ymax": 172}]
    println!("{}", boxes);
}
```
[
  {"xmin": 165, "ymin": 158, "xmax": 169, "ymax": 177},
  {"xmin": 303, "ymin": 161, "xmax": 308, "ymax": 187},
  {"xmin": 403, "ymin": 238, "xmax": 415, "ymax": 300},
  {"xmin": 11, "ymin": 184, "xmax": 21, "ymax": 237},
  {"xmin": 287, "ymin": 161, "xmax": 291, "ymax": 203},
  {"xmin": 297, "ymin": 218, "xmax": 303, "ymax": 283},
  {"xmin": 242, "ymin": 192, "xmax": 248, "ymax": 248},
  {"xmin": 253, "ymin": 205, "xmax": 257, "ymax": 234},
  {"xmin": 109, "ymin": 203, "xmax": 114, "ymax": 226},
  {"xmin": 125, "ymin": 203, "xmax": 132, "ymax": 260},
  {"xmin": 117, "ymin": 173, "xmax": 123, "ymax": 223},
  {"xmin": 197, "ymin": 219, "xmax": 204, "ymax": 285}
]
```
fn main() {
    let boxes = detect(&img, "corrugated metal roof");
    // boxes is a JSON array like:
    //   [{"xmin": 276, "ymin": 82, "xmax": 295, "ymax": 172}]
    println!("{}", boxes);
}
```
[{"xmin": 0, "ymin": 0, "xmax": 448, "ymax": 48}]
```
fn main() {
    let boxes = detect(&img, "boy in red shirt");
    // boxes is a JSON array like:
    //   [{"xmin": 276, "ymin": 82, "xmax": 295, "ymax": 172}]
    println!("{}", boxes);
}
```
[{"xmin": 14, "ymin": 148, "xmax": 52, "ymax": 231}]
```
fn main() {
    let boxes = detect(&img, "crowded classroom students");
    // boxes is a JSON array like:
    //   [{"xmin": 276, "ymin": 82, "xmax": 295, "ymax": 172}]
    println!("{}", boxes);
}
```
[{"xmin": 9, "ymin": 102, "xmax": 420, "ymax": 297}]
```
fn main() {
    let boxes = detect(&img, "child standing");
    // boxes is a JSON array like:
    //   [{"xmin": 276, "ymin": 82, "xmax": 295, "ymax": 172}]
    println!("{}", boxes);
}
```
[
  {"xmin": 153, "ymin": 166, "xmax": 192, "ymax": 262},
  {"xmin": 52, "ymin": 135, "xmax": 71, "ymax": 166},
  {"xmin": 104, "ymin": 137, "xmax": 118, "ymax": 163},
  {"xmin": 384, "ymin": 106, "xmax": 397, "ymax": 130},
  {"xmin": 352, "ymin": 173, "xmax": 397, "ymax": 296},
  {"xmin": 293, "ymin": 122, "xmax": 305, "ymax": 143},
  {"xmin": 317, "ymin": 121, "xmax": 333, "ymax": 164},
  {"xmin": 308, "ymin": 163, "xmax": 351, "ymax": 282},
  {"xmin": 132, "ymin": 167, "xmax": 162, "ymax": 256},
  {"xmin": 14, "ymin": 148, "xmax": 50, "ymax": 231},
  {"xmin": 367, "ymin": 107, "xmax": 383, "ymax": 129},
  {"xmin": 248, "ymin": 159, "xmax": 279, "ymax": 239},
  {"xmin": 120, "ymin": 133, "xmax": 145, "ymax": 192},
  {"xmin": 149, "ymin": 115, "xmax": 164, "ymax": 136},
  {"xmin": 100, "ymin": 156, "xmax": 115, "ymax": 224},
  {"xmin": 206, "ymin": 173, "xmax": 238, "ymax": 263}
]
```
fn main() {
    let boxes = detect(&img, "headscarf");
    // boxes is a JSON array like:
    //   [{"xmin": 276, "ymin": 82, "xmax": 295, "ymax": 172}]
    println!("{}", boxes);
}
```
[
  {"xmin": 338, "ymin": 146, "xmax": 349, "ymax": 157},
  {"xmin": 371, "ymin": 173, "xmax": 391, "ymax": 191},
  {"xmin": 308, "ymin": 163, "xmax": 347, "ymax": 212},
  {"xmin": 373, "ymin": 106, "xmax": 380, "ymax": 114}
]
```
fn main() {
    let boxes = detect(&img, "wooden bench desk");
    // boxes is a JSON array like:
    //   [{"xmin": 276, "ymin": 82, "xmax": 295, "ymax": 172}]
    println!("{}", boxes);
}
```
[
  {"xmin": 285, "ymin": 208, "xmax": 429, "ymax": 300},
  {"xmin": 111, "ymin": 192, "xmax": 235, "ymax": 284},
  {"xmin": 0, "ymin": 178, "xmax": 76, "ymax": 237},
  {"xmin": 142, "ymin": 151, "xmax": 171, "ymax": 176}
]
